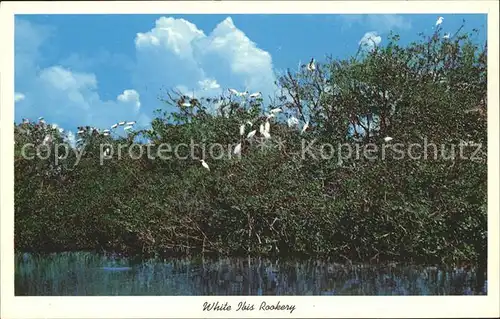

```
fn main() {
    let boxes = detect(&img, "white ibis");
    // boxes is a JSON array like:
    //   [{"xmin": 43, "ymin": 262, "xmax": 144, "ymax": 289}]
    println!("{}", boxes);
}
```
[
  {"xmin": 301, "ymin": 121, "xmax": 309, "ymax": 134},
  {"xmin": 247, "ymin": 130, "xmax": 257, "ymax": 139},
  {"xmin": 42, "ymin": 135, "xmax": 52, "ymax": 145},
  {"xmin": 436, "ymin": 17, "xmax": 444, "ymax": 26},
  {"xmin": 307, "ymin": 58, "xmax": 316, "ymax": 71},
  {"xmin": 249, "ymin": 92, "xmax": 262, "ymax": 99},
  {"xmin": 200, "ymin": 159, "xmax": 210, "ymax": 171},
  {"xmin": 234, "ymin": 143, "xmax": 242, "ymax": 155}
]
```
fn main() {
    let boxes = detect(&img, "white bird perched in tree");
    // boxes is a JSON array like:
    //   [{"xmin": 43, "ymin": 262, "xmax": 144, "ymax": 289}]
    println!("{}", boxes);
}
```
[
  {"xmin": 240, "ymin": 124, "xmax": 246, "ymax": 136},
  {"xmin": 104, "ymin": 147, "xmax": 111, "ymax": 156},
  {"xmin": 383, "ymin": 136, "xmax": 393, "ymax": 142},
  {"xmin": 126, "ymin": 121, "xmax": 136, "ymax": 125},
  {"xmin": 269, "ymin": 108, "xmax": 282, "ymax": 114},
  {"xmin": 436, "ymin": 16, "xmax": 444, "ymax": 26},
  {"xmin": 118, "ymin": 121, "xmax": 126, "ymax": 126},
  {"xmin": 259, "ymin": 124, "xmax": 265, "ymax": 135},
  {"xmin": 234, "ymin": 142, "xmax": 242, "ymax": 155},
  {"xmin": 239, "ymin": 91, "xmax": 248, "ymax": 97},
  {"xmin": 103, "ymin": 132, "xmax": 110, "ymax": 136},
  {"xmin": 228, "ymin": 88, "xmax": 239, "ymax": 95},
  {"xmin": 111, "ymin": 123, "xmax": 119, "ymax": 129},
  {"xmin": 76, "ymin": 138, "xmax": 83, "ymax": 143},
  {"xmin": 124, "ymin": 125, "xmax": 133, "ymax": 131},
  {"xmin": 307, "ymin": 58, "xmax": 316, "ymax": 71},
  {"xmin": 181, "ymin": 102, "xmax": 191, "ymax": 107},
  {"xmin": 22, "ymin": 118, "xmax": 30, "ymax": 124},
  {"xmin": 247, "ymin": 129, "xmax": 257, "ymax": 139},
  {"xmin": 38, "ymin": 117, "xmax": 44, "ymax": 121},
  {"xmin": 443, "ymin": 33, "xmax": 450, "ymax": 39},
  {"xmin": 301, "ymin": 121, "xmax": 309, "ymax": 134},
  {"xmin": 42, "ymin": 135, "xmax": 52, "ymax": 145},
  {"xmin": 262, "ymin": 131, "xmax": 271, "ymax": 139},
  {"xmin": 249, "ymin": 92, "xmax": 262, "ymax": 99},
  {"xmin": 200, "ymin": 159, "xmax": 210, "ymax": 171},
  {"xmin": 287, "ymin": 116, "xmax": 299, "ymax": 128},
  {"xmin": 102, "ymin": 129, "xmax": 110, "ymax": 134},
  {"xmin": 77, "ymin": 130, "xmax": 85, "ymax": 135},
  {"xmin": 264, "ymin": 121, "xmax": 270, "ymax": 134}
]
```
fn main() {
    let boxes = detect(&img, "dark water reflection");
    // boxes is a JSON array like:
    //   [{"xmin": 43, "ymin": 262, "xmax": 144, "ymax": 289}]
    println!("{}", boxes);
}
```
[{"xmin": 15, "ymin": 253, "xmax": 487, "ymax": 296}]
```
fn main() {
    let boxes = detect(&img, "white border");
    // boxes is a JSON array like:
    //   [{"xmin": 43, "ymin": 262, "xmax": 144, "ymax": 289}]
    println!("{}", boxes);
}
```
[{"xmin": 1, "ymin": 1, "xmax": 499, "ymax": 318}]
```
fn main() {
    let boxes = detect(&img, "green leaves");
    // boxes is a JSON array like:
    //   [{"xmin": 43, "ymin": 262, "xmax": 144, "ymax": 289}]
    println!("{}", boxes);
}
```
[{"xmin": 14, "ymin": 25, "xmax": 486, "ymax": 266}]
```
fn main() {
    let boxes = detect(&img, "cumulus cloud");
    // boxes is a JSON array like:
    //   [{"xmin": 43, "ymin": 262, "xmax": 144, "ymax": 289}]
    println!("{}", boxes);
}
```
[
  {"xmin": 15, "ymin": 92, "xmax": 25, "ymax": 102},
  {"xmin": 133, "ymin": 17, "xmax": 277, "ymax": 107},
  {"xmin": 117, "ymin": 89, "xmax": 141, "ymax": 109},
  {"xmin": 359, "ymin": 31, "xmax": 382, "ymax": 51},
  {"xmin": 15, "ymin": 16, "xmax": 277, "ymax": 132},
  {"xmin": 14, "ymin": 19, "xmax": 143, "ymax": 131}
]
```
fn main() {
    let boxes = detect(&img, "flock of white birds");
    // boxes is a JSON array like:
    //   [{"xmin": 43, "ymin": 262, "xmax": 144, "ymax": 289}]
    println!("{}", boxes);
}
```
[
  {"xmin": 23, "ymin": 87, "xmax": 394, "ymax": 172},
  {"xmin": 75, "ymin": 121, "xmax": 137, "ymax": 144},
  {"xmin": 17, "ymin": 17, "xmax": 454, "ymax": 170},
  {"xmin": 17, "ymin": 117, "xmax": 138, "ymax": 147}
]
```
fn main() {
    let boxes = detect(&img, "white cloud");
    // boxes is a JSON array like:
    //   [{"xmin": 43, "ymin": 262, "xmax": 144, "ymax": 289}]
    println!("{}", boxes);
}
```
[
  {"xmin": 19, "ymin": 63, "xmax": 147, "ymax": 130},
  {"xmin": 14, "ymin": 92, "xmax": 25, "ymax": 102},
  {"xmin": 117, "ymin": 89, "xmax": 141, "ymax": 109},
  {"xmin": 132, "ymin": 16, "xmax": 277, "ymax": 106},
  {"xmin": 15, "ymin": 16, "xmax": 277, "ymax": 132},
  {"xmin": 359, "ymin": 31, "xmax": 382, "ymax": 51}
]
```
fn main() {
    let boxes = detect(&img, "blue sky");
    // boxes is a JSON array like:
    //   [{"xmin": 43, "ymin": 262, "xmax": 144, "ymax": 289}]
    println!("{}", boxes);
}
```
[{"xmin": 14, "ymin": 14, "xmax": 487, "ymax": 136}]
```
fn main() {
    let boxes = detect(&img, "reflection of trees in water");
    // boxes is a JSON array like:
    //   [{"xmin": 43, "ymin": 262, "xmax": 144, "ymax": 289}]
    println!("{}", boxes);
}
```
[
  {"xmin": 15, "ymin": 253, "xmax": 486, "ymax": 296},
  {"xmin": 185, "ymin": 258, "xmax": 482, "ymax": 296}
]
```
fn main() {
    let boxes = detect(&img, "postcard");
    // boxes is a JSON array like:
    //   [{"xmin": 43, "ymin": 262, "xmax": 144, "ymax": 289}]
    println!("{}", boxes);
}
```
[{"xmin": 1, "ymin": 1, "xmax": 499, "ymax": 318}]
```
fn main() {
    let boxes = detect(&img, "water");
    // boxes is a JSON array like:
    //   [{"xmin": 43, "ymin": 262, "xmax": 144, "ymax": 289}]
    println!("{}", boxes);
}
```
[{"xmin": 15, "ymin": 252, "xmax": 487, "ymax": 296}]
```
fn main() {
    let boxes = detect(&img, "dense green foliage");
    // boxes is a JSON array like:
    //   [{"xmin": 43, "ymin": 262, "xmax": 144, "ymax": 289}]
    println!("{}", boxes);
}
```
[{"xmin": 15, "ymin": 27, "xmax": 487, "ymax": 266}]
